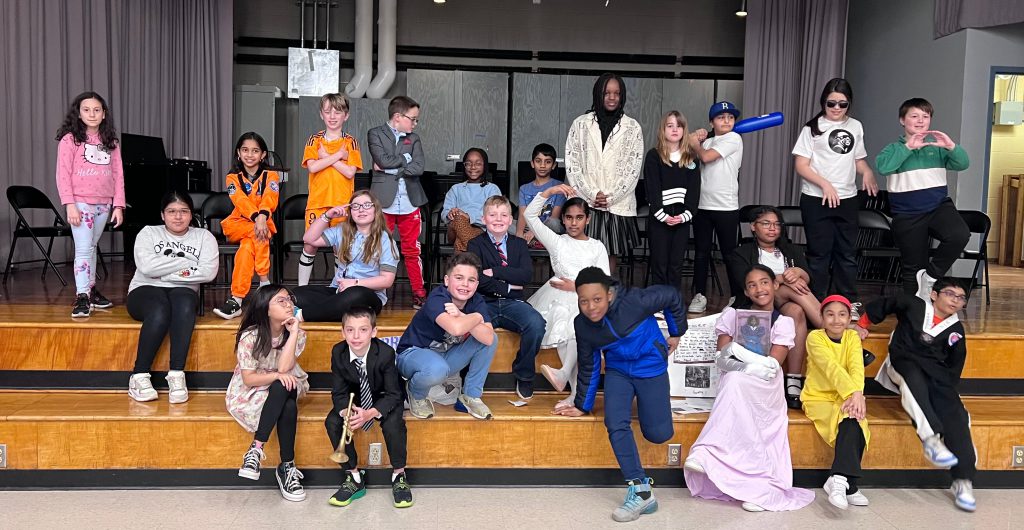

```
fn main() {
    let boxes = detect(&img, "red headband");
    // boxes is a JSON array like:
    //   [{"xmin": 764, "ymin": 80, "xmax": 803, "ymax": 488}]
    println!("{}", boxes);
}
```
[{"xmin": 820, "ymin": 294, "xmax": 852, "ymax": 311}]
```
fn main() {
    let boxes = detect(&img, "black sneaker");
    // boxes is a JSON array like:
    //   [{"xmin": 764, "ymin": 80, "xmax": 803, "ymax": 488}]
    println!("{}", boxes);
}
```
[
  {"xmin": 412, "ymin": 294, "xmax": 427, "ymax": 310},
  {"xmin": 276, "ymin": 461, "xmax": 306, "ymax": 502},
  {"xmin": 71, "ymin": 294, "xmax": 91, "ymax": 318},
  {"xmin": 237, "ymin": 442, "xmax": 264, "ymax": 480},
  {"xmin": 213, "ymin": 298, "xmax": 242, "ymax": 320},
  {"xmin": 90, "ymin": 287, "xmax": 113, "ymax": 309},
  {"xmin": 516, "ymin": 379, "xmax": 534, "ymax": 400},
  {"xmin": 392, "ymin": 472, "xmax": 414, "ymax": 508},
  {"xmin": 328, "ymin": 471, "xmax": 367, "ymax": 507}
]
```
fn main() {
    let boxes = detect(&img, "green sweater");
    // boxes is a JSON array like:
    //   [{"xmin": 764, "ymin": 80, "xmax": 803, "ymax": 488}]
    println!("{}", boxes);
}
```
[{"xmin": 875, "ymin": 137, "xmax": 968, "ymax": 215}]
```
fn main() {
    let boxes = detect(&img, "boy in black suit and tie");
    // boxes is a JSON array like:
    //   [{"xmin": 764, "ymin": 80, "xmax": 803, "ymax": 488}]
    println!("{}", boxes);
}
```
[
  {"xmin": 326, "ymin": 304, "xmax": 412, "ymax": 509},
  {"xmin": 466, "ymin": 195, "xmax": 547, "ymax": 400}
]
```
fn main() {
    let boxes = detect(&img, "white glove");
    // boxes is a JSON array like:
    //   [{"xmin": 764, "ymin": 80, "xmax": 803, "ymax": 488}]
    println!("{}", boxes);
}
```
[
  {"xmin": 723, "ymin": 341, "xmax": 775, "ymax": 367},
  {"xmin": 742, "ymin": 361, "xmax": 778, "ymax": 381},
  {"xmin": 715, "ymin": 351, "xmax": 745, "ymax": 373}
]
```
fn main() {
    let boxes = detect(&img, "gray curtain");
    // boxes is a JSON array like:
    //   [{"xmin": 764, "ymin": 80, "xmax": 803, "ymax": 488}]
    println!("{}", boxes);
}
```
[
  {"xmin": 934, "ymin": 0, "xmax": 1024, "ymax": 38},
  {"xmin": 739, "ymin": 0, "xmax": 849, "ymax": 208},
  {"xmin": 0, "ymin": 0, "xmax": 233, "ymax": 267}
]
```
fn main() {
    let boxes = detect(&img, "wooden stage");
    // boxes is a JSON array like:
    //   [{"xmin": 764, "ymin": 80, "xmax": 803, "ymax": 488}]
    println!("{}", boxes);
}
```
[{"xmin": 1, "ymin": 262, "xmax": 1023, "ymax": 486}]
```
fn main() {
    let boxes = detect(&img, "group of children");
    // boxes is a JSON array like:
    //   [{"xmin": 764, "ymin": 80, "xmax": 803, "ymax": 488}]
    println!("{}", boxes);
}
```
[{"xmin": 50, "ymin": 84, "xmax": 979, "ymax": 518}]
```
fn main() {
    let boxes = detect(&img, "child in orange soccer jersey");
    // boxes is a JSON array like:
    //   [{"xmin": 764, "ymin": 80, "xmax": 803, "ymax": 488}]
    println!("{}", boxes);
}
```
[
  {"xmin": 298, "ymin": 93, "xmax": 364, "ymax": 286},
  {"xmin": 214, "ymin": 132, "xmax": 282, "ymax": 319}
]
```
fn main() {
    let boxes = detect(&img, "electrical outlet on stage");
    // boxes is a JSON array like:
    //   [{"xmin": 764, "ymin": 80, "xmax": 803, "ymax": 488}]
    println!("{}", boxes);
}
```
[
  {"xmin": 368, "ymin": 442, "xmax": 383, "ymax": 466},
  {"xmin": 667, "ymin": 444, "xmax": 681, "ymax": 466},
  {"xmin": 0, "ymin": 443, "xmax": 6, "ymax": 468},
  {"xmin": 1014, "ymin": 446, "xmax": 1024, "ymax": 468}
]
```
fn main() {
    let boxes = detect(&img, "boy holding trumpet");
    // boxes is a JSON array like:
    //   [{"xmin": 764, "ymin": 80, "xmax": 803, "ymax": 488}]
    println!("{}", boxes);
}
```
[{"xmin": 326, "ymin": 303, "xmax": 412, "ymax": 508}]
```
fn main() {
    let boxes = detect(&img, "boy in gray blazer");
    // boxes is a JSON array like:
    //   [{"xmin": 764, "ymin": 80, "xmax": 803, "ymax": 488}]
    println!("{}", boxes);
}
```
[{"xmin": 367, "ymin": 96, "xmax": 428, "ymax": 308}]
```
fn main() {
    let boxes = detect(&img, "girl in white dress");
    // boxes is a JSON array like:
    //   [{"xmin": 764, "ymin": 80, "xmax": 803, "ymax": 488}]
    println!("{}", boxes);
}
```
[{"xmin": 526, "ymin": 183, "xmax": 610, "ymax": 406}]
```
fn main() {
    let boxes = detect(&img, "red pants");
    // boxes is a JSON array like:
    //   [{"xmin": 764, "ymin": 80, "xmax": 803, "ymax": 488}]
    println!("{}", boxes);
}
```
[
  {"xmin": 222, "ymin": 218, "xmax": 272, "ymax": 298},
  {"xmin": 385, "ymin": 209, "xmax": 425, "ymax": 297}
]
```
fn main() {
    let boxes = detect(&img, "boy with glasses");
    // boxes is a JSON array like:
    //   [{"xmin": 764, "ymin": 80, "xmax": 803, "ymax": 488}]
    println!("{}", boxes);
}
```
[
  {"xmin": 367, "ymin": 96, "xmax": 428, "ymax": 308},
  {"xmin": 854, "ymin": 278, "xmax": 977, "ymax": 512}
]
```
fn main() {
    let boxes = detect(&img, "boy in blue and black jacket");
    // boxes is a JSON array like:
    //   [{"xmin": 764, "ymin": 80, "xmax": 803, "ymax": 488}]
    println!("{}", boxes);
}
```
[{"xmin": 554, "ymin": 266, "xmax": 687, "ymax": 523}]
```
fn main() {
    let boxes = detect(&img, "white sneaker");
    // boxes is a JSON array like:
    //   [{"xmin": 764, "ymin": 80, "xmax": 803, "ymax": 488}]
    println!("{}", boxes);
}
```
[
  {"xmin": 128, "ymin": 373, "xmax": 158, "ymax": 402},
  {"xmin": 741, "ymin": 502, "xmax": 766, "ymax": 512},
  {"xmin": 727, "ymin": 296, "xmax": 736, "ymax": 307},
  {"xmin": 824, "ymin": 475, "xmax": 850, "ymax": 510},
  {"xmin": 166, "ymin": 370, "xmax": 189, "ymax": 404},
  {"xmin": 688, "ymin": 293, "xmax": 708, "ymax": 313},
  {"xmin": 849, "ymin": 302, "xmax": 862, "ymax": 322},
  {"xmin": 916, "ymin": 269, "xmax": 937, "ymax": 301},
  {"xmin": 950, "ymin": 479, "xmax": 976, "ymax": 512},
  {"xmin": 846, "ymin": 490, "xmax": 869, "ymax": 507},
  {"xmin": 683, "ymin": 458, "xmax": 705, "ymax": 474},
  {"xmin": 923, "ymin": 434, "xmax": 959, "ymax": 467}
]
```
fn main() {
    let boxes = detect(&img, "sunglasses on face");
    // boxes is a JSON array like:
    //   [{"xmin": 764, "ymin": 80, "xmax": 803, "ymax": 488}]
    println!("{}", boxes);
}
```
[{"xmin": 826, "ymin": 100, "xmax": 850, "ymax": 109}]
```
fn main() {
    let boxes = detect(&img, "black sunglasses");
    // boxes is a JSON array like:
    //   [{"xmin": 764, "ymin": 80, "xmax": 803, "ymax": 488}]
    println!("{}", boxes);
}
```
[{"xmin": 826, "ymin": 100, "xmax": 850, "ymax": 109}]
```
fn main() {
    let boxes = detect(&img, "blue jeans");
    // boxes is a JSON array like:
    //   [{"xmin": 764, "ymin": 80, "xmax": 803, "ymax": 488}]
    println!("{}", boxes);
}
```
[
  {"xmin": 604, "ymin": 370, "xmax": 673, "ymax": 482},
  {"xmin": 397, "ymin": 334, "xmax": 498, "ymax": 400},
  {"xmin": 486, "ymin": 298, "xmax": 546, "ymax": 383}
]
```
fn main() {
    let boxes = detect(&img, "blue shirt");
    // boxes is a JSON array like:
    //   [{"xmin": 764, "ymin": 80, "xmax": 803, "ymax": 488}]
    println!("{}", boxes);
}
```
[
  {"xmin": 321, "ymin": 227, "xmax": 399, "ymax": 304},
  {"xmin": 381, "ymin": 123, "xmax": 417, "ymax": 216},
  {"xmin": 488, "ymin": 231, "xmax": 508, "ymax": 259},
  {"xmin": 518, "ymin": 179, "xmax": 565, "ymax": 222},
  {"xmin": 397, "ymin": 285, "xmax": 491, "ymax": 353},
  {"xmin": 442, "ymin": 181, "xmax": 503, "ymax": 226}
]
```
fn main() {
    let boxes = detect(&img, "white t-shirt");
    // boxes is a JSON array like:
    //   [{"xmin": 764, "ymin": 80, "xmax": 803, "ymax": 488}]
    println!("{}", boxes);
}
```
[
  {"xmin": 698, "ymin": 132, "xmax": 743, "ymax": 211},
  {"xmin": 792, "ymin": 117, "xmax": 866, "ymax": 200},
  {"xmin": 758, "ymin": 247, "xmax": 787, "ymax": 276}
]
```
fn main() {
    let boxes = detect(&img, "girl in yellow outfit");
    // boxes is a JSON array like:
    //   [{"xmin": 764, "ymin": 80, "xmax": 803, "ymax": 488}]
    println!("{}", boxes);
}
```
[
  {"xmin": 801, "ymin": 294, "xmax": 870, "ymax": 510},
  {"xmin": 214, "ymin": 132, "xmax": 282, "ymax": 320}
]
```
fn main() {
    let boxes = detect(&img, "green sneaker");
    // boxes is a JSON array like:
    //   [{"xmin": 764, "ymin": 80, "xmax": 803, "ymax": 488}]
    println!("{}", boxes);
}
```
[
  {"xmin": 611, "ymin": 477, "xmax": 658, "ymax": 522},
  {"xmin": 392, "ymin": 472, "xmax": 414, "ymax": 508},
  {"xmin": 328, "ymin": 471, "xmax": 366, "ymax": 507}
]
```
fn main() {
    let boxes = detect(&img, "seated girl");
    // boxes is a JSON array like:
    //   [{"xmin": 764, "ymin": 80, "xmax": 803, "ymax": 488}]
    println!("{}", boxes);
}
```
[
  {"xmin": 443, "ymin": 148, "xmax": 502, "ymax": 252},
  {"xmin": 727, "ymin": 205, "xmax": 823, "ymax": 409},
  {"xmin": 524, "ymin": 184, "xmax": 610, "ymax": 407},
  {"xmin": 294, "ymin": 190, "xmax": 397, "ymax": 321},
  {"xmin": 683, "ymin": 265, "xmax": 815, "ymax": 512},
  {"xmin": 802, "ymin": 295, "xmax": 870, "ymax": 510}
]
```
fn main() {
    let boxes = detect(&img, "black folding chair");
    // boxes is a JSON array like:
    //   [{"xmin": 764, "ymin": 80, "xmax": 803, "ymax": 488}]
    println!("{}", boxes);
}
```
[
  {"xmin": 274, "ymin": 193, "xmax": 335, "ymax": 285},
  {"xmin": 956, "ymin": 210, "xmax": 991, "ymax": 305},
  {"xmin": 197, "ymin": 193, "xmax": 238, "ymax": 314},
  {"xmin": 4, "ymin": 186, "xmax": 76, "ymax": 286},
  {"xmin": 856, "ymin": 209, "xmax": 902, "ymax": 294}
]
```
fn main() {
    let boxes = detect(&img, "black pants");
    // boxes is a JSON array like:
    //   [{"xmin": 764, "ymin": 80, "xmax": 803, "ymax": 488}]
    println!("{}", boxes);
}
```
[
  {"xmin": 126, "ymin": 286, "xmax": 197, "ymax": 373},
  {"xmin": 325, "ymin": 407, "xmax": 408, "ymax": 470},
  {"xmin": 891, "ymin": 357, "xmax": 977, "ymax": 480},
  {"xmin": 648, "ymin": 216, "xmax": 690, "ymax": 292},
  {"xmin": 831, "ymin": 418, "xmax": 866, "ymax": 493},
  {"xmin": 692, "ymin": 209, "xmax": 740, "ymax": 296},
  {"xmin": 800, "ymin": 194, "xmax": 859, "ymax": 300},
  {"xmin": 892, "ymin": 199, "xmax": 970, "ymax": 295},
  {"xmin": 255, "ymin": 380, "xmax": 299, "ymax": 462},
  {"xmin": 293, "ymin": 285, "xmax": 380, "ymax": 322}
]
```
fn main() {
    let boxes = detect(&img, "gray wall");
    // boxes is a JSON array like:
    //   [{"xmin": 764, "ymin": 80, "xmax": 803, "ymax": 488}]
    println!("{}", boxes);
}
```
[
  {"xmin": 235, "ymin": 0, "xmax": 745, "ymax": 57},
  {"xmin": 846, "ymin": 0, "xmax": 968, "ymax": 193},
  {"xmin": 960, "ymin": 23, "xmax": 1024, "ymax": 210}
]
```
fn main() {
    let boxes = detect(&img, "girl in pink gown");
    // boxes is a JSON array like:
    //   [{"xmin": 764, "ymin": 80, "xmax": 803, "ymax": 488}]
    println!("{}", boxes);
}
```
[{"xmin": 683, "ymin": 265, "xmax": 815, "ymax": 512}]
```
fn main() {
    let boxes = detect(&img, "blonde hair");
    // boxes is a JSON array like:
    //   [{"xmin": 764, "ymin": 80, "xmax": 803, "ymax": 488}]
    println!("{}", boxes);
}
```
[
  {"xmin": 483, "ymin": 194, "xmax": 511, "ymax": 213},
  {"xmin": 656, "ymin": 111, "xmax": 695, "ymax": 167},
  {"xmin": 320, "ymin": 93, "xmax": 350, "ymax": 113},
  {"xmin": 336, "ymin": 190, "xmax": 397, "ymax": 267}
]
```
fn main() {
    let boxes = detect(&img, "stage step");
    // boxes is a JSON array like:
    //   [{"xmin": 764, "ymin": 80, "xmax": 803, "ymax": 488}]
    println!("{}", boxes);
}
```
[
  {"xmin": 1, "ymin": 305, "xmax": 1023, "ymax": 389},
  {"xmin": 2, "ymin": 391, "xmax": 1022, "ymax": 475}
]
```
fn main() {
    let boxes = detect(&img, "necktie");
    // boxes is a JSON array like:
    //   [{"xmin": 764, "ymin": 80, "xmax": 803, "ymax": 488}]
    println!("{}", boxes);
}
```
[
  {"xmin": 353, "ymin": 358, "xmax": 374, "ymax": 431},
  {"xmin": 494, "ymin": 240, "xmax": 508, "ymax": 267}
]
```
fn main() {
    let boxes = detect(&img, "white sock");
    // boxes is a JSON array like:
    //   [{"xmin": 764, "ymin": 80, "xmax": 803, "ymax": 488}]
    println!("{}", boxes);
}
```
[
  {"xmin": 232, "ymin": 296, "xmax": 243, "ymax": 304},
  {"xmin": 350, "ymin": 469, "xmax": 362, "ymax": 483},
  {"xmin": 785, "ymin": 374, "xmax": 803, "ymax": 395},
  {"xmin": 297, "ymin": 251, "xmax": 315, "ymax": 287},
  {"xmin": 258, "ymin": 280, "xmax": 270, "ymax": 288},
  {"xmin": 392, "ymin": 471, "xmax": 402, "ymax": 482}
]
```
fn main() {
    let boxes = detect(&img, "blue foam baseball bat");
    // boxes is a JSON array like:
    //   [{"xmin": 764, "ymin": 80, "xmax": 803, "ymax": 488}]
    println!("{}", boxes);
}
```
[{"xmin": 734, "ymin": 112, "xmax": 784, "ymax": 134}]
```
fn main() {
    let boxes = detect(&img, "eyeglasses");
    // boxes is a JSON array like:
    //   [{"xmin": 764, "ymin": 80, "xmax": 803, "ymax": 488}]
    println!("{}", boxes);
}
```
[
  {"xmin": 826, "ymin": 100, "xmax": 850, "ymax": 109},
  {"xmin": 401, "ymin": 113, "xmax": 420, "ymax": 124},
  {"xmin": 349, "ymin": 202, "xmax": 375, "ymax": 211},
  {"xmin": 939, "ymin": 290, "xmax": 967, "ymax": 303},
  {"xmin": 273, "ymin": 295, "xmax": 297, "ymax": 307},
  {"xmin": 163, "ymin": 208, "xmax": 191, "ymax": 217},
  {"xmin": 463, "ymin": 161, "xmax": 484, "ymax": 168},
  {"xmin": 755, "ymin": 221, "xmax": 782, "ymax": 229}
]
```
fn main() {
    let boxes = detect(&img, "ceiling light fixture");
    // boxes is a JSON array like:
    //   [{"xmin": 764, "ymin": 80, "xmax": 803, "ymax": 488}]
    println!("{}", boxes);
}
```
[{"xmin": 736, "ymin": 0, "xmax": 747, "ymax": 17}]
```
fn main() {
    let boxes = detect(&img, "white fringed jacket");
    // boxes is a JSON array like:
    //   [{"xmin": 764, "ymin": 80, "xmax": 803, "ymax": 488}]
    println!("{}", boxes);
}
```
[{"xmin": 564, "ymin": 113, "xmax": 645, "ymax": 217}]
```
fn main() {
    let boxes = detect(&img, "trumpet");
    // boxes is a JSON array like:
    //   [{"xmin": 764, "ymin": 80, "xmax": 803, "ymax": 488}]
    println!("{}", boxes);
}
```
[{"xmin": 329, "ymin": 393, "xmax": 356, "ymax": 463}]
